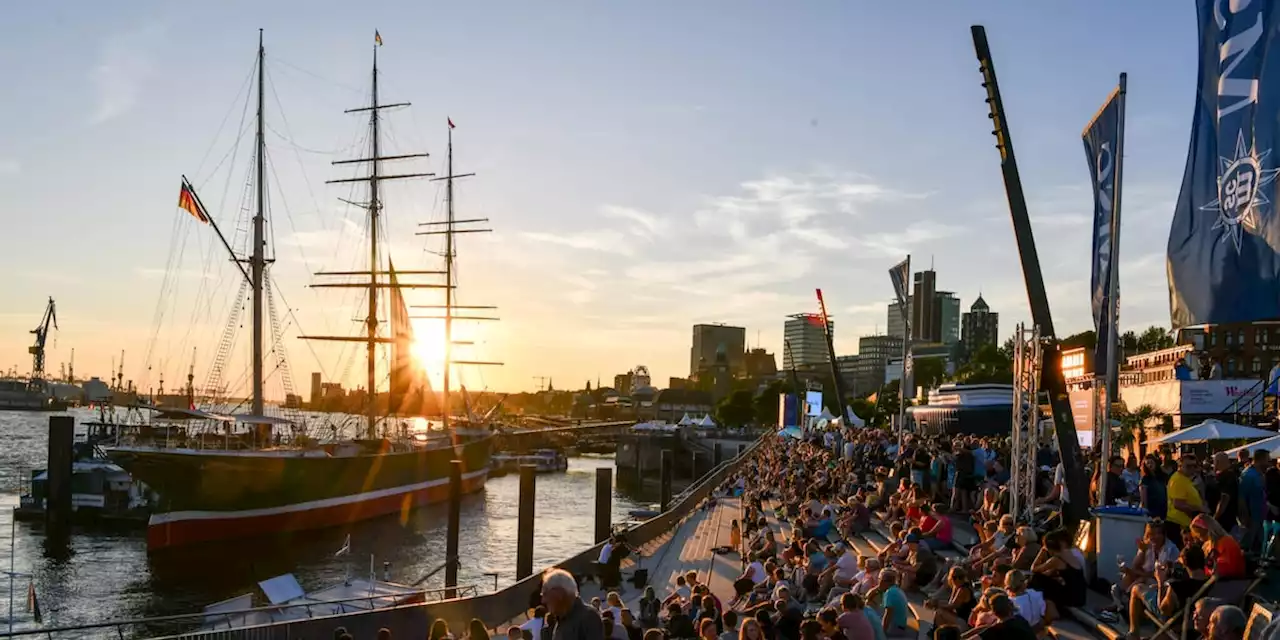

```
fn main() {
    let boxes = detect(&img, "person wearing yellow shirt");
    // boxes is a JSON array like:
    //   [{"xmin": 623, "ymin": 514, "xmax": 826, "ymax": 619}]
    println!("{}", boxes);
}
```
[{"xmin": 1166, "ymin": 456, "xmax": 1206, "ymax": 548}]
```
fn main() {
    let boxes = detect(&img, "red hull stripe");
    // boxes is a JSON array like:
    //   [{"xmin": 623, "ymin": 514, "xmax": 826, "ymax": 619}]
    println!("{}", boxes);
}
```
[{"xmin": 147, "ymin": 469, "xmax": 489, "ymax": 549}]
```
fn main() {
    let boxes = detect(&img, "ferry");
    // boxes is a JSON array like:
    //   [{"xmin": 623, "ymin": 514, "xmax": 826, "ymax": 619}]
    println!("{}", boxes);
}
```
[{"xmin": 488, "ymin": 449, "xmax": 569, "ymax": 477}]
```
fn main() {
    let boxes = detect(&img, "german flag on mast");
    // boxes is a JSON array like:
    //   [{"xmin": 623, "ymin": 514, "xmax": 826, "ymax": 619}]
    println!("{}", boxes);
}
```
[{"xmin": 178, "ymin": 178, "xmax": 210, "ymax": 224}]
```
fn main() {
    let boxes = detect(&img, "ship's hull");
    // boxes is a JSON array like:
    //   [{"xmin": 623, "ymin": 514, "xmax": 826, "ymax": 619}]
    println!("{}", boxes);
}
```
[{"xmin": 106, "ymin": 437, "xmax": 491, "ymax": 549}]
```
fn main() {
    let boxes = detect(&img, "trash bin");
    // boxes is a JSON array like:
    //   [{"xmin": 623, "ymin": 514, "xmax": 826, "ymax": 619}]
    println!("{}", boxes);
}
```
[{"xmin": 1092, "ymin": 506, "xmax": 1149, "ymax": 587}]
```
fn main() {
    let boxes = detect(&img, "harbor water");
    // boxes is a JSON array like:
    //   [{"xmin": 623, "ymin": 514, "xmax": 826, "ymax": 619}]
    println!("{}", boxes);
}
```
[{"xmin": 0, "ymin": 409, "xmax": 647, "ymax": 631}]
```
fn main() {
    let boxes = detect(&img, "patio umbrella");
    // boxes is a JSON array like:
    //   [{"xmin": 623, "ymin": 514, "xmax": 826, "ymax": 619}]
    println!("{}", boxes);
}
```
[{"xmin": 1147, "ymin": 418, "xmax": 1276, "ymax": 445}]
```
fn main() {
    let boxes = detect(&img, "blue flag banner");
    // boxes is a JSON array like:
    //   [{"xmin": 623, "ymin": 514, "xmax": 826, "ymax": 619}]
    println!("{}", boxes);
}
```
[
  {"xmin": 1084, "ymin": 88, "xmax": 1121, "ymax": 375},
  {"xmin": 1168, "ymin": 1, "xmax": 1280, "ymax": 328},
  {"xmin": 888, "ymin": 258, "xmax": 910, "ymax": 318}
]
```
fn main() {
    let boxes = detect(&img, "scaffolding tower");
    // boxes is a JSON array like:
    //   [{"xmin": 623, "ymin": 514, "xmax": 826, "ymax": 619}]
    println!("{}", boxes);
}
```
[{"xmin": 1010, "ymin": 323, "xmax": 1042, "ymax": 524}]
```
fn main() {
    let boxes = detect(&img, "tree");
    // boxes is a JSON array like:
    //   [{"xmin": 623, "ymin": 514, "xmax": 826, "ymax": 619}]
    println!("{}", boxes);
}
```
[
  {"xmin": 951, "ymin": 343, "xmax": 1013, "ymax": 384},
  {"xmin": 914, "ymin": 358, "xmax": 948, "ymax": 391},
  {"xmin": 873, "ymin": 380, "xmax": 901, "ymax": 427},
  {"xmin": 1137, "ymin": 326, "xmax": 1175, "ymax": 353},
  {"xmin": 1000, "ymin": 336, "xmax": 1016, "ymax": 361},
  {"xmin": 753, "ymin": 380, "xmax": 791, "ymax": 426},
  {"xmin": 715, "ymin": 389, "xmax": 756, "ymax": 427},
  {"xmin": 1112, "ymin": 403, "xmax": 1165, "ymax": 459}
]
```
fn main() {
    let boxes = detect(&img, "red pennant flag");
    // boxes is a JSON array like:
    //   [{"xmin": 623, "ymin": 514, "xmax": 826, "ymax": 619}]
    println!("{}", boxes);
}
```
[{"xmin": 448, "ymin": 117, "xmax": 455, "ymax": 129}]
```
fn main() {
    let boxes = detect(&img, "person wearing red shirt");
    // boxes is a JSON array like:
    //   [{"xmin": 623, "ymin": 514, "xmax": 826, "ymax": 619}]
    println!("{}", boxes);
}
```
[{"xmin": 1189, "ymin": 515, "xmax": 1246, "ymax": 579}]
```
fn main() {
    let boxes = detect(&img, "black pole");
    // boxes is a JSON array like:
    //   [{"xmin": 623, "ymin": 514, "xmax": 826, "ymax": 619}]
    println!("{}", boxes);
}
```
[
  {"xmin": 595, "ymin": 467, "xmax": 613, "ymax": 543},
  {"xmin": 660, "ymin": 450, "xmax": 673, "ymax": 512},
  {"xmin": 516, "ymin": 464, "xmax": 536, "ymax": 580},
  {"xmin": 816, "ymin": 289, "xmax": 852, "ymax": 426},
  {"xmin": 971, "ymin": 25, "xmax": 1086, "ymax": 527},
  {"xmin": 713, "ymin": 443, "xmax": 723, "ymax": 467},
  {"xmin": 445, "ymin": 459, "xmax": 462, "ymax": 597},
  {"xmin": 45, "ymin": 416, "xmax": 74, "ymax": 542}
]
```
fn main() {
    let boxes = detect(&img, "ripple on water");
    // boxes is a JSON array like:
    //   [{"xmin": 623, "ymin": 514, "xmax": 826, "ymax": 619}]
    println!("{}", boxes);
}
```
[{"xmin": 0, "ymin": 409, "xmax": 649, "ymax": 629}]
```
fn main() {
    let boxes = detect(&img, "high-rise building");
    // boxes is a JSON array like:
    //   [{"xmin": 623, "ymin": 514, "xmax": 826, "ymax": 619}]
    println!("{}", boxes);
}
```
[
  {"xmin": 911, "ymin": 270, "xmax": 940, "ymax": 343},
  {"xmin": 310, "ymin": 372, "xmax": 322, "ymax": 406},
  {"xmin": 887, "ymin": 298, "xmax": 910, "ymax": 339},
  {"xmin": 961, "ymin": 295, "xmax": 1000, "ymax": 356},
  {"xmin": 783, "ymin": 314, "xmax": 831, "ymax": 370},
  {"xmin": 938, "ymin": 291, "xmax": 961, "ymax": 346},
  {"xmin": 690, "ymin": 324, "xmax": 746, "ymax": 377},
  {"xmin": 847, "ymin": 334, "xmax": 903, "ymax": 396}
]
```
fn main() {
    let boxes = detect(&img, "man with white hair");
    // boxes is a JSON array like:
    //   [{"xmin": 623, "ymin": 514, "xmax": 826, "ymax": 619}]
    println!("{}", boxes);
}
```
[
  {"xmin": 1208, "ymin": 605, "xmax": 1247, "ymax": 640},
  {"xmin": 540, "ymin": 568, "xmax": 604, "ymax": 640}
]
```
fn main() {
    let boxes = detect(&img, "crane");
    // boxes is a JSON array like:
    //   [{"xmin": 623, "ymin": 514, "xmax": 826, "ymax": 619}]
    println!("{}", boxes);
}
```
[{"xmin": 28, "ymin": 297, "xmax": 57, "ymax": 382}]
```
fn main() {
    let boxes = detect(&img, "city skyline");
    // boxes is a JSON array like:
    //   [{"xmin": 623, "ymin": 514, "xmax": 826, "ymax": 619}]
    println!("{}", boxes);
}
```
[{"xmin": 0, "ymin": 2, "xmax": 1196, "ymax": 393}]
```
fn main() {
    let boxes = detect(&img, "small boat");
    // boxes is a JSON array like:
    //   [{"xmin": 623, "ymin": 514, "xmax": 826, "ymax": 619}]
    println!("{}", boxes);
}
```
[
  {"xmin": 489, "ymin": 449, "xmax": 569, "ymax": 476},
  {"xmin": 200, "ymin": 572, "xmax": 424, "ymax": 631},
  {"xmin": 15, "ymin": 459, "xmax": 154, "ymax": 526}
]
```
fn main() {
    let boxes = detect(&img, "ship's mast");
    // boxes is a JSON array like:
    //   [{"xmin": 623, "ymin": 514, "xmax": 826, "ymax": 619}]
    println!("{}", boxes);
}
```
[
  {"xmin": 304, "ymin": 34, "xmax": 436, "ymax": 440},
  {"xmin": 414, "ymin": 122, "xmax": 499, "ymax": 429},
  {"xmin": 365, "ymin": 47, "xmax": 382, "ymax": 436},
  {"xmin": 250, "ymin": 30, "xmax": 267, "ymax": 417},
  {"xmin": 442, "ymin": 128, "xmax": 454, "ymax": 431}
]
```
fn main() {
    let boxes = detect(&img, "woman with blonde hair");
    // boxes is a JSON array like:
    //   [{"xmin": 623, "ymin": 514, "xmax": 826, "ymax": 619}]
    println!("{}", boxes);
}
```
[
  {"xmin": 1011, "ymin": 526, "xmax": 1040, "ymax": 571},
  {"xmin": 738, "ymin": 616, "xmax": 764, "ymax": 640},
  {"xmin": 1189, "ymin": 514, "xmax": 1246, "ymax": 578}
]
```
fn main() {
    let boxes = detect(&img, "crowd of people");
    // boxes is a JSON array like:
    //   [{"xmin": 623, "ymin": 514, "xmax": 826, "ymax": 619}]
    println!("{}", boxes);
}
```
[{"xmin": 354, "ymin": 424, "xmax": 1275, "ymax": 640}]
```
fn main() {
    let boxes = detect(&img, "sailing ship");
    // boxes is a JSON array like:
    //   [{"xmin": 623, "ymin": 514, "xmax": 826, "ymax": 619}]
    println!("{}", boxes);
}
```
[{"xmin": 106, "ymin": 32, "xmax": 498, "ymax": 550}]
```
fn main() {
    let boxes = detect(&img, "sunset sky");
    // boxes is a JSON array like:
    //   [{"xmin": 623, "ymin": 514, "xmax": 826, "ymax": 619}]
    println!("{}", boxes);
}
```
[{"xmin": 0, "ymin": 1, "xmax": 1196, "ymax": 396}]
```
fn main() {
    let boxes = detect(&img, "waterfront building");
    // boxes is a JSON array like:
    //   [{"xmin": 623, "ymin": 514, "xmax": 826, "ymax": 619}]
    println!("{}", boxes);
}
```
[
  {"xmin": 887, "ymin": 299, "xmax": 909, "ymax": 340},
  {"xmin": 960, "ymin": 295, "xmax": 999, "ymax": 357},
  {"xmin": 310, "ymin": 371, "xmax": 322, "ymax": 406},
  {"xmin": 743, "ymin": 347, "xmax": 778, "ymax": 379},
  {"xmin": 689, "ymin": 324, "xmax": 746, "ymax": 377},
  {"xmin": 938, "ymin": 292, "xmax": 960, "ymax": 346},
  {"xmin": 783, "ymin": 314, "xmax": 830, "ymax": 369},
  {"xmin": 1179, "ymin": 321, "xmax": 1280, "ymax": 378}
]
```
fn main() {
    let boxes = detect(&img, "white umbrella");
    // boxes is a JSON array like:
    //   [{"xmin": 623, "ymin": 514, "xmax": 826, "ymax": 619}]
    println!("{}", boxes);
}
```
[
  {"xmin": 1147, "ymin": 419, "xmax": 1276, "ymax": 445},
  {"xmin": 1227, "ymin": 433, "xmax": 1280, "ymax": 457},
  {"xmin": 845, "ymin": 407, "xmax": 866, "ymax": 427}
]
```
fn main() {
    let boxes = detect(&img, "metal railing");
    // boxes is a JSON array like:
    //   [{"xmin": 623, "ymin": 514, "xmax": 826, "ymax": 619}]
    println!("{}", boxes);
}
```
[{"xmin": 0, "ymin": 584, "xmax": 481, "ymax": 640}]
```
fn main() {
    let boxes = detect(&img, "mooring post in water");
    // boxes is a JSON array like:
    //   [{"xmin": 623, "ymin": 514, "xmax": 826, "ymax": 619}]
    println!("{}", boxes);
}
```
[
  {"xmin": 46, "ymin": 416, "xmax": 74, "ymax": 541},
  {"xmin": 516, "ymin": 464, "xmax": 536, "ymax": 580},
  {"xmin": 660, "ymin": 450, "xmax": 673, "ymax": 512},
  {"xmin": 445, "ymin": 459, "xmax": 462, "ymax": 598},
  {"xmin": 738, "ymin": 443, "xmax": 746, "ymax": 458},
  {"xmin": 595, "ymin": 467, "xmax": 612, "ymax": 544},
  {"xmin": 713, "ymin": 443, "xmax": 723, "ymax": 467}
]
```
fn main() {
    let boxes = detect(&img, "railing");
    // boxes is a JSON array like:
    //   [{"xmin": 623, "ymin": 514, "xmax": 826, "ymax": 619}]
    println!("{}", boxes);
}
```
[
  {"xmin": 7, "ymin": 434, "xmax": 767, "ymax": 639},
  {"xmin": 0, "ymin": 585, "xmax": 481, "ymax": 640},
  {"xmin": 1224, "ymin": 378, "xmax": 1269, "ymax": 424}
]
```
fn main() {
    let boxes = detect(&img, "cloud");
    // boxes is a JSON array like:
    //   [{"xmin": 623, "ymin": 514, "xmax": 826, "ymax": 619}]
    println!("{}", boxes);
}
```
[
  {"xmin": 0, "ymin": 159, "xmax": 18, "ymax": 175},
  {"xmin": 90, "ymin": 24, "xmax": 163, "ymax": 125},
  {"xmin": 857, "ymin": 221, "xmax": 965, "ymax": 257},
  {"xmin": 520, "ymin": 229, "xmax": 631, "ymax": 255},
  {"xmin": 602, "ymin": 205, "xmax": 666, "ymax": 238}
]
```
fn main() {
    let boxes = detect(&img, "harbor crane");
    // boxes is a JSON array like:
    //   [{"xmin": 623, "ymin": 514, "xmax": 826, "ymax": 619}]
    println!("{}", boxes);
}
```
[{"xmin": 29, "ymin": 297, "xmax": 57, "ymax": 382}]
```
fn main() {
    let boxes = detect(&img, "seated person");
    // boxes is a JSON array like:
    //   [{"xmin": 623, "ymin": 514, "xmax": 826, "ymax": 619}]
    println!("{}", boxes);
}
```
[{"xmin": 1127, "ymin": 545, "xmax": 1208, "ymax": 638}]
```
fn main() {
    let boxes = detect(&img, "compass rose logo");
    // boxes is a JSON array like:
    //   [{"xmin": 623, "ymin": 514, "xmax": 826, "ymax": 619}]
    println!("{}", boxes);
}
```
[{"xmin": 1200, "ymin": 130, "xmax": 1280, "ymax": 251}]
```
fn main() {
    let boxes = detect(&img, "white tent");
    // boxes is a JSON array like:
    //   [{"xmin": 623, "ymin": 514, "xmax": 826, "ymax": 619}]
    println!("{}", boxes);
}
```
[
  {"xmin": 1148, "ymin": 419, "xmax": 1276, "ymax": 445},
  {"xmin": 816, "ymin": 407, "xmax": 836, "ymax": 422},
  {"xmin": 697, "ymin": 414, "xmax": 717, "ymax": 428},
  {"xmin": 1227, "ymin": 433, "xmax": 1280, "ymax": 457},
  {"xmin": 845, "ymin": 407, "xmax": 866, "ymax": 427},
  {"xmin": 677, "ymin": 413, "xmax": 693, "ymax": 427}
]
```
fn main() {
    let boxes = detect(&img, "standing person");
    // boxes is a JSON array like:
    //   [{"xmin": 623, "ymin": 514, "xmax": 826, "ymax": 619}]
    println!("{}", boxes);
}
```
[
  {"xmin": 541, "ymin": 569, "xmax": 605, "ymax": 640},
  {"xmin": 1238, "ymin": 449, "xmax": 1269, "ymax": 554},
  {"xmin": 1167, "ymin": 455, "xmax": 1206, "ymax": 548},
  {"xmin": 1209, "ymin": 453, "xmax": 1240, "ymax": 534},
  {"xmin": 1139, "ymin": 455, "xmax": 1168, "ymax": 522}
]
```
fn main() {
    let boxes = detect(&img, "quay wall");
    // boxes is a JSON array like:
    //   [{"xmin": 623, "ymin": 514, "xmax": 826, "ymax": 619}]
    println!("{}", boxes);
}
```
[{"xmin": 156, "ymin": 435, "xmax": 766, "ymax": 640}]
